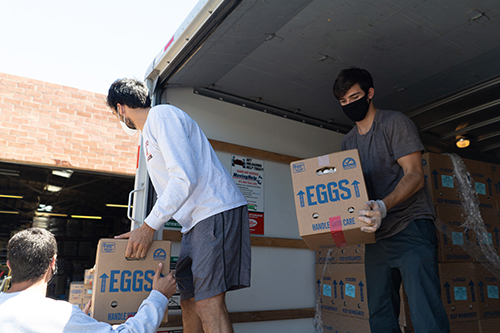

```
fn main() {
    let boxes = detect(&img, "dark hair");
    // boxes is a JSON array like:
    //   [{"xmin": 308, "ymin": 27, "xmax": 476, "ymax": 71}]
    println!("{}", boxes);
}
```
[
  {"xmin": 333, "ymin": 67, "xmax": 374, "ymax": 100},
  {"xmin": 106, "ymin": 78, "xmax": 152, "ymax": 113},
  {"xmin": 7, "ymin": 228, "xmax": 57, "ymax": 284}
]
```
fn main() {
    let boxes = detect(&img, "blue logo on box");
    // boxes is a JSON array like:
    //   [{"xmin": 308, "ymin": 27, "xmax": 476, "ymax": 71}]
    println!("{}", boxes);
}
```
[
  {"xmin": 102, "ymin": 242, "xmax": 115, "ymax": 253},
  {"xmin": 153, "ymin": 248, "xmax": 167, "ymax": 261},
  {"xmin": 342, "ymin": 158, "xmax": 356, "ymax": 170},
  {"xmin": 293, "ymin": 162, "xmax": 305, "ymax": 173}
]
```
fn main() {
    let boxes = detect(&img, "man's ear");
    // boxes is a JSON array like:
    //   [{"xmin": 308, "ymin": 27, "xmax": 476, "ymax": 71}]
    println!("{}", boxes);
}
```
[
  {"xmin": 6, "ymin": 260, "xmax": 11, "ymax": 270},
  {"xmin": 51, "ymin": 255, "xmax": 57, "ymax": 270},
  {"xmin": 368, "ymin": 87, "xmax": 375, "ymax": 100}
]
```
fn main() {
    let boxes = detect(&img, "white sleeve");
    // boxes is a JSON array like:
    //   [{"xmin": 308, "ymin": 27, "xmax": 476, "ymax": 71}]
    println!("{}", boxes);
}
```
[
  {"xmin": 65, "ymin": 290, "xmax": 169, "ymax": 333},
  {"xmin": 143, "ymin": 112, "xmax": 199, "ymax": 230}
]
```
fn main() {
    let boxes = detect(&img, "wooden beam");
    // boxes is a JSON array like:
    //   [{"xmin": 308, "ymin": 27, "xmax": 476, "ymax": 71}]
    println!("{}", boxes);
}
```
[
  {"xmin": 162, "ymin": 230, "xmax": 182, "ymax": 242},
  {"xmin": 230, "ymin": 308, "xmax": 315, "ymax": 323},
  {"xmin": 250, "ymin": 235, "xmax": 309, "ymax": 249},
  {"xmin": 208, "ymin": 139, "xmax": 301, "ymax": 164},
  {"xmin": 160, "ymin": 308, "xmax": 315, "ymax": 328},
  {"xmin": 163, "ymin": 230, "xmax": 308, "ymax": 249}
]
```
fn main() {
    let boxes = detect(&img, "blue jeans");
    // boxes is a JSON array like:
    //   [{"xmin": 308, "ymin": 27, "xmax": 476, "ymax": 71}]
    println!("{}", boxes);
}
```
[{"xmin": 365, "ymin": 219, "xmax": 450, "ymax": 333}]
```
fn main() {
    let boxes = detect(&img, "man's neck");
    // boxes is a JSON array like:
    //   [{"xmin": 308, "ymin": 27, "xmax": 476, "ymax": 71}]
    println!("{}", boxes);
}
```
[
  {"xmin": 129, "ymin": 107, "xmax": 151, "ymax": 132},
  {"xmin": 7, "ymin": 279, "xmax": 47, "ymax": 295},
  {"xmin": 356, "ymin": 105, "xmax": 377, "ymax": 135}
]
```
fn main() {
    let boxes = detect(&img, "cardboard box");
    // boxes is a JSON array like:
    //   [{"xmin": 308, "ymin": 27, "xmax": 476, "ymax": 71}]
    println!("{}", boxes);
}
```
[
  {"xmin": 69, "ymin": 281, "xmax": 85, "ymax": 298},
  {"xmin": 463, "ymin": 159, "xmax": 496, "ymax": 209},
  {"xmin": 290, "ymin": 149, "xmax": 375, "ymax": 250},
  {"xmin": 449, "ymin": 320, "xmax": 479, "ymax": 333},
  {"xmin": 435, "ymin": 205, "xmax": 474, "ymax": 262},
  {"xmin": 422, "ymin": 153, "xmax": 495, "ymax": 209},
  {"xmin": 316, "ymin": 248, "xmax": 338, "ymax": 266},
  {"xmin": 337, "ymin": 244, "xmax": 365, "ymax": 264},
  {"xmin": 82, "ymin": 283, "xmax": 92, "ymax": 304},
  {"xmin": 321, "ymin": 313, "xmax": 370, "ymax": 332},
  {"xmin": 319, "ymin": 263, "xmax": 369, "ymax": 320},
  {"xmin": 315, "ymin": 249, "xmax": 337, "ymax": 293},
  {"xmin": 68, "ymin": 282, "xmax": 85, "ymax": 308},
  {"xmin": 68, "ymin": 282, "xmax": 93, "ymax": 310},
  {"xmin": 489, "ymin": 163, "xmax": 500, "ymax": 210},
  {"xmin": 479, "ymin": 318, "xmax": 500, "ymax": 332},
  {"xmin": 475, "ymin": 263, "xmax": 500, "ymax": 319},
  {"xmin": 439, "ymin": 262, "xmax": 479, "ymax": 323},
  {"xmin": 91, "ymin": 239, "xmax": 171, "ymax": 324},
  {"xmin": 472, "ymin": 209, "xmax": 500, "ymax": 262},
  {"xmin": 84, "ymin": 268, "xmax": 95, "ymax": 285}
]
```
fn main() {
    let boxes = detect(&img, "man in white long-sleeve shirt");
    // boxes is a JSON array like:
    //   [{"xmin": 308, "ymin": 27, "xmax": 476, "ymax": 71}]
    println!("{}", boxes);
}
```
[
  {"xmin": 106, "ymin": 78, "xmax": 251, "ymax": 333},
  {"xmin": 0, "ymin": 227, "xmax": 176, "ymax": 333}
]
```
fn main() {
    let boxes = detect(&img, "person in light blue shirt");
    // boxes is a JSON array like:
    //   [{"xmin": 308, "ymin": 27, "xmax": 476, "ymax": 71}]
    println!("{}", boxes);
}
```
[{"xmin": 0, "ymin": 227, "xmax": 176, "ymax": 333}]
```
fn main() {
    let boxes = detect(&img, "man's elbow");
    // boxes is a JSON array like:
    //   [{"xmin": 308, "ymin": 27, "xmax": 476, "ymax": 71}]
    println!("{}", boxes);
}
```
[{"xmin": 415, "ymin": 172, "xmax": 425, "ymax": 191}]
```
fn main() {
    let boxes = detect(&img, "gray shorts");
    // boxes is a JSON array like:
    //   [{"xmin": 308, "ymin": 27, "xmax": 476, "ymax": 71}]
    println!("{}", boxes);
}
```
[{"xmin": 176, "ymin": 205, "xmax": 251, "ymax": 301}]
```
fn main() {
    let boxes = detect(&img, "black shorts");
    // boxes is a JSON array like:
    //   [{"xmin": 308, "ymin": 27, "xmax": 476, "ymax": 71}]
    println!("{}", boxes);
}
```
[{"xmin": 176, "ymin": 205, "xmax": 251, "ymax": 301}]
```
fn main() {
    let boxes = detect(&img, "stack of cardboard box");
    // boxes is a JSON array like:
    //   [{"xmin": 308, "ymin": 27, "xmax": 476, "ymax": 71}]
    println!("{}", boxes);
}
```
[
  {"xmin": 68, "ymin": 281, "xmax": 92, "ymax": 311},
  {"xmin": 407, "ymin": 152, "xmax": 500, "ymax": 333},
  {"xmin": 291, "ymin": 150, "xmax": 375, "ymax": 332},
  {"xmin": 293, "ymin": 151, "xmax": 500, "ymax": 332},
  {"xmin": 315, "ymin": 246, "xmax": 371, "ymax": 332}
]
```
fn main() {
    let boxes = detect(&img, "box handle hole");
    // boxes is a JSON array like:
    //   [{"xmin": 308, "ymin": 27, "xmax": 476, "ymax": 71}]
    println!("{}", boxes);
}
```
[{"xmin": 316, "ymin": 167, "xmax": 336, "ymax": 175}]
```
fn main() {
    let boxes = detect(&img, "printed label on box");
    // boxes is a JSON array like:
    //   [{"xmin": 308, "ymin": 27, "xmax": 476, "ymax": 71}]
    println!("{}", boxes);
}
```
[
  {"xmin": 323, "ymin": 284, "xmax": 332, "ymax": 297},
  {"xmin": 345, "ymin": 283, "xmax": 356, "ymax": 298},
  {"xmin": 454, "ymin": 287, "xmax": 467, "ymax": 301},
  {"xmin": 480, "ymin": 232, "xmax": 493, "ymax": 245},
  {"xmin": 452, "ymin": 232, "xmax": 464, "ymax": 245},
  {"xmin": 487, "ymin": 285, "xmax": 499, "ymax": 299},
  {"xmin": 342, "ymin": 157, "xmax": 357, "ymax": 170},
  {"xmin": 102, "ymin": 242, "xmax": 116, "ymax": 253},
  {"xmin": 442, "ymin": 175, "xmax": 454, "ymax": 188},
  {"xmin": 476, "ymin": 182, "xmax": 486, "ymax": 195},
  {"xmin": 292, "ymin": 162, "xmax": 305, "ymax": 174},
  {"xmin": 153, "ymin": 248, "xmax": 167, "ymax": 261}
]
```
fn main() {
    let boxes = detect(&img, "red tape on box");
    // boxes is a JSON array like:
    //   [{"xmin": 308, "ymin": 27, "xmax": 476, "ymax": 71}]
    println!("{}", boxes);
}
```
[{"xmin": 329, "ymin": 216, "xmax": 347, "ymax": 247}]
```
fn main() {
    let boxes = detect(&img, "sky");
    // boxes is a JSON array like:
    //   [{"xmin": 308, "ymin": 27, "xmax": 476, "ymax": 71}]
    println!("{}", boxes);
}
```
[{"xmin": 0, "ymin": 0, "xmax": 199, "ymax": 94}]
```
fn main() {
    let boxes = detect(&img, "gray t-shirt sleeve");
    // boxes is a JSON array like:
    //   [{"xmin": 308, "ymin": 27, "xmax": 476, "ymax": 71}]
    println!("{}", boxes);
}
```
[{"xmin": 385, "ymin": 111, "xmax": 425, "ymax": 161}]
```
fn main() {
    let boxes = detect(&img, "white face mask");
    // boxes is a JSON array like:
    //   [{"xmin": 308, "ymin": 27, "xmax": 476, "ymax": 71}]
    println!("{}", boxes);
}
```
[{"xmin": 119, "ymin": 111, "xmax": 138, "ymax": 136}]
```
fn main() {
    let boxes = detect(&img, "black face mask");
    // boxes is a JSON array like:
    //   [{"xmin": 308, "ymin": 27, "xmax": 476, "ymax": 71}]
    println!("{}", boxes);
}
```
[
  {"xmin": 342, "ymin": 95, "xmax": 371, "ymax": 122},
  {"xmin": 48, "ymin": 262, "xmax": 58, "ymax": 285}
]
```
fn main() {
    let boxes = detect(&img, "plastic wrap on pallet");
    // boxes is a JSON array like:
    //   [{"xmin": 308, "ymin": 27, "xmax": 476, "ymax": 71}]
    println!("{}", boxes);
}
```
[{"xmin": 443, "ymin": 153, "xmax": 500, "ymax": 276}]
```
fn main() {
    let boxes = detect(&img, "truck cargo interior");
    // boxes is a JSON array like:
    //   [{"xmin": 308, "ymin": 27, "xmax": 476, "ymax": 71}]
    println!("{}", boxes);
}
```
[{"xmin": 148, "ymin": 0, "xmax": 500, "ymax": 163}]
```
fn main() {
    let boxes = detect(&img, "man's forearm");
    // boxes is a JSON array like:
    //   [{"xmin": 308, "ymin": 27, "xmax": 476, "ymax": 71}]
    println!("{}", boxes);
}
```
[{"xmin": 382, "ymin": 170, "xmax": 424, "ymax": 211}]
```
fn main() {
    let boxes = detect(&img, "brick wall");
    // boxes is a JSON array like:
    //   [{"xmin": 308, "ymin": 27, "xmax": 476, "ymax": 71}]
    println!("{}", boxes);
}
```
[{"xmin": 0, "ymin": 73, "xmax": 138, "ymax": 175}]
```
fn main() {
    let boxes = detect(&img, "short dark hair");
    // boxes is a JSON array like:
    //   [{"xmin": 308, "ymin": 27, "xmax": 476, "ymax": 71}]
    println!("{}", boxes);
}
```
[
  {"xmin": 7, "ymin": 228, "xmax": 57, "ymax": 284},
  {"xmin": 333, "ymin": 67, "xmax": 374, "ymax": 100},
  {"xmin": 106, "ymin": 78, "xmax": 152, "ymax": 113}
]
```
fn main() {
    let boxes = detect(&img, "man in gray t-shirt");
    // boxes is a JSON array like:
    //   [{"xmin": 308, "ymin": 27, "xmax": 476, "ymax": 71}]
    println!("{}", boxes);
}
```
[{"xmin": 333, "ymin": 67, "xmax": 449, "ymax": 333}]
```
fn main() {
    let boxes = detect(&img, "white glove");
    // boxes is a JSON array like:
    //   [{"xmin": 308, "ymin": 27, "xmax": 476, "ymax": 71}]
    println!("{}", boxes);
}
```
[{"xmin": 358, "ymin": 200, "xmax": 387, "ymax": 233}]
